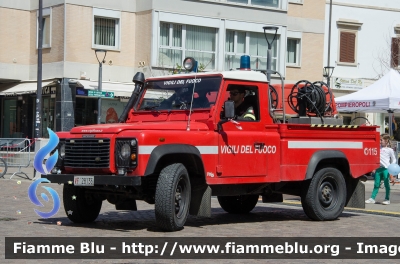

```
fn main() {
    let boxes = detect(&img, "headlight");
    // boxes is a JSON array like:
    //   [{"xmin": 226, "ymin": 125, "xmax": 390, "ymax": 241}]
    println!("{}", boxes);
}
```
[
  {"xmin": 59, "ymin": 143, "xmax": 65, "ymax": 158},
  {"xmin": 116, "ymin": 138, "xmax": 138, "ymax": 168},
  {"xmin": 120, "ymin": 143, "xmax": 131, "ymax": 159}
]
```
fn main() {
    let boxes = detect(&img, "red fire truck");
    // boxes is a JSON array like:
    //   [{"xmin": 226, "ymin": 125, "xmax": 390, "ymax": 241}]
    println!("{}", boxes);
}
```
[{"xmin": 43, "ymin": 56, "xmax": 380, "ymax": 231}]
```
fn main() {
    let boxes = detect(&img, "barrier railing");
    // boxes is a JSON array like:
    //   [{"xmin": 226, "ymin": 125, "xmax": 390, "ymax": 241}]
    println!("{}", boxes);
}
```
[{"xmin": 0, "ymin": 138, "xmax": 32, "ymax": 179}]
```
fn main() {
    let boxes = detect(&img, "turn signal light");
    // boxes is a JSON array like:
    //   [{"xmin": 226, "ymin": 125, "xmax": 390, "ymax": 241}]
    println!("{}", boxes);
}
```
[{"xmin": 131, "ymin": 153, "xmax": 137, "ymax": 160}]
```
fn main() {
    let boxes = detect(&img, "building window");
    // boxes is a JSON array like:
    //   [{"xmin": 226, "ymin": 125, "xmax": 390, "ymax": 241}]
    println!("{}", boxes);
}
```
[
  {"xmin": 336, "ymin": 19, "xmax": 362, "ymax": 65},
  {"xmin": 94, "ymin": 18, "xmax": 117, "ymax": 47},
  {"xmin": 225, "ymin": 30, "xmax": 278, "ymax": 71},
  {"xmin": 37, "ymin": 8, "xmax": 51, "ymax": 48},
  {"xmin": 391, "ymin": 37, "xmax": 400, "ymax": 68},
  {"xmin": 227, "ymin": 0, "xmax": 279, "ymax": 8},
  {"xmin": 286, "ymin": 38, "xmax": 301, "ymax": 66},
  {"xmin": 93, "ymin": 8, "xmax": 120, "ymax": 50},
  {"xmin": 339, "ymin": 31, "xmax": 356, "ymax": 63},
  {"xmin": 158, "ymin": 23, "xmax": 216, "ymax": 70},
  {"xmin": 225, "ymin": 30, "xmax": 246, "ymax": 70}
]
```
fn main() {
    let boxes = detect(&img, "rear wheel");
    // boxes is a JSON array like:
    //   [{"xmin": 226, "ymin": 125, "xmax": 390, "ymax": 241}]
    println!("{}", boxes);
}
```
[
  {"xmin": 301, "ymin": 167, "xmax": 346, "ymax": 220},
  {"xmin": 217, "ymin": 195, "xmax": 259, "ymax": 214},
  {"xmin": 155, "ymin": 163, "xmax": 191, "ymax": 231},
  {"xmin": 63, "ymin": 185, "xmax": 102, "ymax": 223}
]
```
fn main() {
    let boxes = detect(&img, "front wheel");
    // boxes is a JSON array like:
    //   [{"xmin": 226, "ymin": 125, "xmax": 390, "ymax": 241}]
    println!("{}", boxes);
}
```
[
  {"xmin": 301, "ymin": 167, "xmax": 346, "ymax": 221},
  {"xmin": 155, "ymin": 163, "xmax": 191, "ymax": 231}
]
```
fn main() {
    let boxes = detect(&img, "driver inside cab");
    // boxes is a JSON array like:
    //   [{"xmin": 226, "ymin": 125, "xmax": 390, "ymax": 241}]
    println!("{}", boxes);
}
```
[{"xmin": 228, "ymin": 86, "xmax": 256, "ymax": 121}]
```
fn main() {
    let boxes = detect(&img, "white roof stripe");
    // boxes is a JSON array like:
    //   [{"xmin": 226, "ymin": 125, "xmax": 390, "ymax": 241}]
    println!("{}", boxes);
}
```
[
  {"xmin": 288, "ymin": 141, "xmax": 363, "ymax": 149},
  {"xmin": 146, "ymin": 70, "xmax": 268, "ymax": 83}
]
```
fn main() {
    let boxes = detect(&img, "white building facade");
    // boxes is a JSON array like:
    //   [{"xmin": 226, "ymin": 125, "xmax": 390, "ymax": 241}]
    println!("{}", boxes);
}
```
[{"xmin": 324, "ymin": 0, "xmax": 400, "ymax": 134}]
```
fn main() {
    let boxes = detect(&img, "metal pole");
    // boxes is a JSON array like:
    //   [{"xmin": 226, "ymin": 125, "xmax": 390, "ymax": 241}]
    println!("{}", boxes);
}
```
[
  {"xmin": 389, "ymin": 113, "xmax": 393, "ymax": 138},
  {"xmin": 97, "ymin": 62, "xmax": 102, "ymax": 124},
  {"xmin": 35, "ymin": 0, "xmax": 43, "ymax": 138},
  {"xmin": 263, "ymin": 26, "xmax": 278, "ymax": 83},
  {"xmin": 266, "ymin": 44, "xmax": 272, "ymax": 82},
  {"xmin": 327, "ymin": 0, "xmax": 333, "ymax": 88}
]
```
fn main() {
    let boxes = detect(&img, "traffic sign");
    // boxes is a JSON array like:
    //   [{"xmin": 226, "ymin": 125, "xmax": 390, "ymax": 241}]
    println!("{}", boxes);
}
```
[{"xmin": 88, "ymin": 90, "xmax": 114, "ymax": 98}]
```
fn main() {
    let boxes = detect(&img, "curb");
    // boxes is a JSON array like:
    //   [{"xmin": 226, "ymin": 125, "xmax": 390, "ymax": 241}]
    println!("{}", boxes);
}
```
[{"xmin": 283, "ymin": 200, "xmax": 400, "ymax": 217}]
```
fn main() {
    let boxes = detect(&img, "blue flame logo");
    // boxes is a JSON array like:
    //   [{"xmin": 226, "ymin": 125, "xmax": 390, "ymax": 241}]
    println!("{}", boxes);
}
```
[
  {"xmin": 29, "ymin": 128, "xmax": 60, "ymax": 218},
  {"xmin": 28, "ymin": 178, "xmax": 60, "ymax": 218},
  {"xmin": 33, "ymin": 128, "xmax": 59, "ymax": 175}
]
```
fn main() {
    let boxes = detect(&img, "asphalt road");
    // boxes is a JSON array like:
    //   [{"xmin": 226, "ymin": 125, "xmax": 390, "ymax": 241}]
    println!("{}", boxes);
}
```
[{"xmin": 1, "ymin": 167, "xmax": 400, "ymax": 263}]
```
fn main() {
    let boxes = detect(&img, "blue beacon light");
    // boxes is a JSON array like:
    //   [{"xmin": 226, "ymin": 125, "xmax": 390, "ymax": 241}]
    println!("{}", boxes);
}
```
[{"xmin": 239, "ymin": 55, "xmax": 251, "ymax": 70}]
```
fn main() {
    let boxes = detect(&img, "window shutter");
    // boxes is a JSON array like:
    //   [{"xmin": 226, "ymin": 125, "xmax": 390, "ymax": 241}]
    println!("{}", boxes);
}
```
[
  {"xmin": 391, "ymin": 37, "xmax": 400, "ymax": 68},
  {"xmin": 339, "ymin": 32, "xmax": 356, "ymax": 63}
]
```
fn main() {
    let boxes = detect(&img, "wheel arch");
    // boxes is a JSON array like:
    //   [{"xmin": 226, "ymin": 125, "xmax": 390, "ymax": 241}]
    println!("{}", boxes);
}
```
[{"xmin": 305, "ymin": 150, "xmax": 350, "ymax": 180}]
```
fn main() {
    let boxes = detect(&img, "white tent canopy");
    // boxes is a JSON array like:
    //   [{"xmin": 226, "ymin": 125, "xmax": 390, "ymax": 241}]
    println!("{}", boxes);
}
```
[{"xmin": 335, "ymin": 69, "xmax": 400, "ymax": 113}]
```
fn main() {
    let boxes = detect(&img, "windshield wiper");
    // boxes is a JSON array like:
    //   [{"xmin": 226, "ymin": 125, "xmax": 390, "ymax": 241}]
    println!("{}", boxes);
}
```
[
  {"xmin": 173, "ymin": 101, "xmax": 192, "ymax": 110},
  {"xmin": 143, "ymin": 105, "xmax": 159, "ymax": 110},
  {"xmin": 143, "ymin": 105, "xmax": 162, "ymax": 114}
]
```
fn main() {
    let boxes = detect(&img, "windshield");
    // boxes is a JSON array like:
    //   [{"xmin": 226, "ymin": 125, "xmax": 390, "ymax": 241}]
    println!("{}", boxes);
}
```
[{"xmin": 137, "ymin": 76, "xmax": 222, "ymax": 111}]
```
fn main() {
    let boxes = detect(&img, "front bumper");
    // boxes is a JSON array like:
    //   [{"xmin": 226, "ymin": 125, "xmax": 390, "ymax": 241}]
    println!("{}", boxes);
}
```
[{"xmin": 41, "ymin": 174, "xmax": 142, "ymax": 186}]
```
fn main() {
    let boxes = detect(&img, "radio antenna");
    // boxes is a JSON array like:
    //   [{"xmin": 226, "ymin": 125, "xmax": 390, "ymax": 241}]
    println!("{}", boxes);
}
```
[{"xmin": 186, "ymin": 73, "xmax": 197, "ymax": 131}]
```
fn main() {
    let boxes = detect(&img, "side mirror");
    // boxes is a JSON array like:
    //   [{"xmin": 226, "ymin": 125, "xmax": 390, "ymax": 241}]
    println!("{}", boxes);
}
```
[
  {"xmin": 218, "ymin": 100, "xmax": 235, "ymax": 131},
  {"xmin": 224, "ymin": 101, "xmax": 235, "ymax": 119}
]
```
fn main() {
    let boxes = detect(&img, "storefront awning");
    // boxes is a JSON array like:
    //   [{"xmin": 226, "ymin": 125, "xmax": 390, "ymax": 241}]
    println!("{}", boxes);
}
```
[
  {"xmin": 75, "ymin": 80, "xmax": 135, "ymax": 98},
  {"xmin": 0, "ymin": 81, "xmax": 55, "ymax": 96}
]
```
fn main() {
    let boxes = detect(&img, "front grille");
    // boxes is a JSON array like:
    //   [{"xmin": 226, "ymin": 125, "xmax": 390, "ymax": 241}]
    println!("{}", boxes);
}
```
[{"xmin": 64, "ymin": 138, "xmax": 110, "ymax": 168}]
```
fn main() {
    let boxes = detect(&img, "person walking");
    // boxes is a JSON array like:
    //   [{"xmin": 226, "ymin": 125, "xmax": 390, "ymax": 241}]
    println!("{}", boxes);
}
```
[{"xmin": 365, "ymin": 134, "xmax": 397, "ymax": 205}]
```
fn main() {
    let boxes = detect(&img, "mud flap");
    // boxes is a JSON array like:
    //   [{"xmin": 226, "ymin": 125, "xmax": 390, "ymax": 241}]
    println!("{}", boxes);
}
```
[
  {"xmin": 262, "ymin": 193, "xmax": 283, "ymax": 203},
  {"xmin": 345, "ymin": 178, "xmax": 365, "ymax": 209},
  {"xmin": 115, "ymin": 199, "xmax": 138, "ymax": 210},
  {"xmin": 189, "ymin": 185, "xmax": 211, "ymax": 217}
]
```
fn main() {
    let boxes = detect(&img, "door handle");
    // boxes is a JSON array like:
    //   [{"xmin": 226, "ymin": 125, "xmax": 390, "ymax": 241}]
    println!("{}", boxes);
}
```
[{"xmin": 254, "ymin": 142, "xmax": 265, "ymax": 150}]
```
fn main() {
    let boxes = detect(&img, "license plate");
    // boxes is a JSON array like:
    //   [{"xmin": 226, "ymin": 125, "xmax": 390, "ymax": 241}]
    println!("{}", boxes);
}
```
[{"xmin": 74, "ymin": 176, "xmax": 94, "ymax": 186}]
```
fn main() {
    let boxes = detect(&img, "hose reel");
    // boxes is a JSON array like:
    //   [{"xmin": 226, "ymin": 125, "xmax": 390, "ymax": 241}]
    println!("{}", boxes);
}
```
[{"xmin": 287, "ymin": 80, "xmax": 332, "ymax": 117}]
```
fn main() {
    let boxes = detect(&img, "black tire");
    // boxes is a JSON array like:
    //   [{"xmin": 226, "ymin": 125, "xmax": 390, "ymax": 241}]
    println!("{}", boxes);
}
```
[
  {"xmin": 0, "ymin": 158, "xmax": 7, "ymax": 178},
  {"xmin": 301, "ymin": 167, "xmax": 346, "ymax": 221},
  {"xmin": 217, "ymin": 195, "xmax": 259, "ymax": 214},
  {"xmin": 155, "ymin": 163, "xmax": 191, "ymax": 231},
  {"xmin": 63, "ymin": 185, "xmax": 102, "ymax": 223}
]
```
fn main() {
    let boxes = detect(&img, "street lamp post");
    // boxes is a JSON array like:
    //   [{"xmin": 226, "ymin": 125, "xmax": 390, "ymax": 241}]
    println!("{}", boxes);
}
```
[
  {"xmin": 324, "ymin": 0, "xmax": 334, "ymax": 88},
  {"xmin": 263, "ymin": 26, "xmax": 279, "ymax": 82},
  {"xmin": 95, "ymin": 49, "xmax": 107, "ymax": 124},
  {"xmin": 35, "ymin": 0, "xmax": 43, "ymax": 138},
  {"xmin": 323, "ymin": 66, "xmax": 335, "ymax": 87}
]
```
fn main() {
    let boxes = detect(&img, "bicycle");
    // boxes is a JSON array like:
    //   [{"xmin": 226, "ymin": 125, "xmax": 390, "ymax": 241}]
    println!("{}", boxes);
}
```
[{"xmin": 0, "ymin": 157, "xmax": 7, "ymax": 178}]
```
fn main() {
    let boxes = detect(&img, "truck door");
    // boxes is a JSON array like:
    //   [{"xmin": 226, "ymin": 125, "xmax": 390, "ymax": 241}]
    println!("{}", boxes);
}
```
[{"xmin": 217, "ymin": 83, "xmax": 272, "ymax": 178}]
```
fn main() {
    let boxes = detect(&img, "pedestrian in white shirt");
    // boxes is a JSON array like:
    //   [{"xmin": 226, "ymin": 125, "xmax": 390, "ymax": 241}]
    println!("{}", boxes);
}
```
[{"xmin": 365, "ymin": 134, "xmax": 396, "ymax": 205}]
